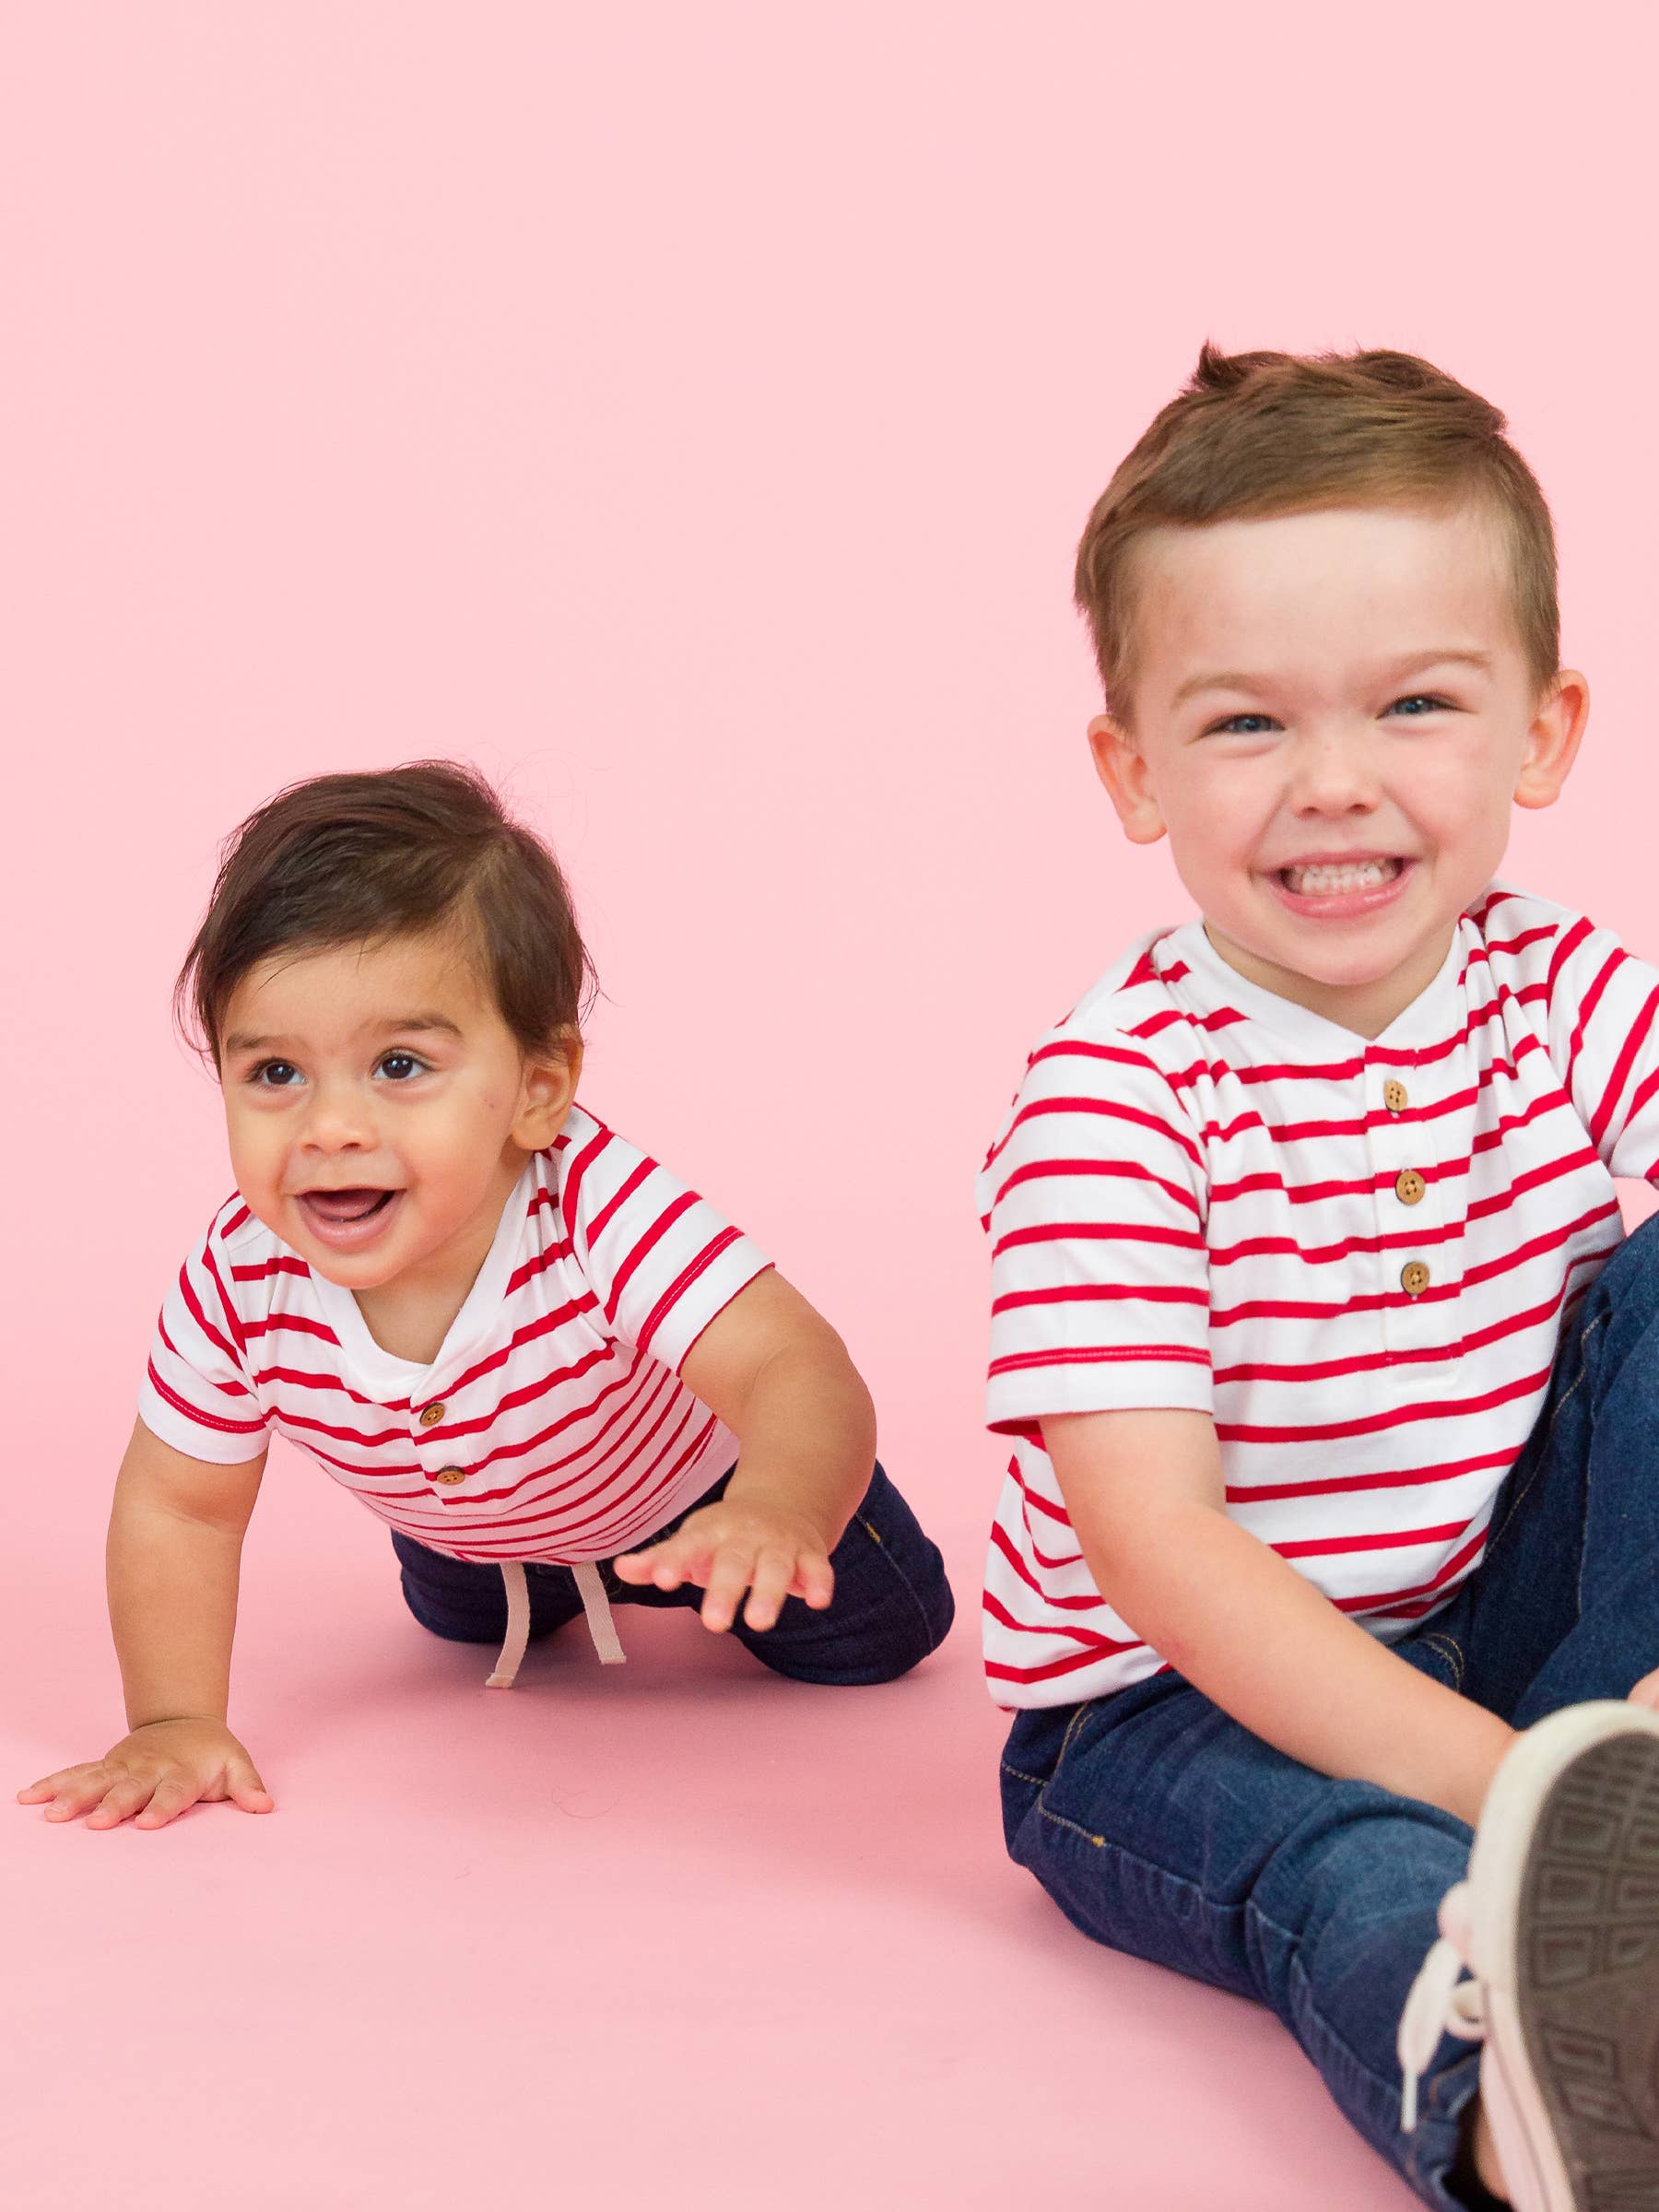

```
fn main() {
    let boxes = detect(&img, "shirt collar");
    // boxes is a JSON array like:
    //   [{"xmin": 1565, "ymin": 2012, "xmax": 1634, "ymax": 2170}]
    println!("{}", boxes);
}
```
[{"xmin": 1161, "ymin": 905, "xmax": 1475, "ymax": 1060}]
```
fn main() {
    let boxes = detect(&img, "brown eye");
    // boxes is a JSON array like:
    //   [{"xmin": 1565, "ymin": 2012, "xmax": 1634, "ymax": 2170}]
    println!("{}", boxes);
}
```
[{"xmin": 377, "ymin": 1052, "xmax": 427, "ymax": 1082}]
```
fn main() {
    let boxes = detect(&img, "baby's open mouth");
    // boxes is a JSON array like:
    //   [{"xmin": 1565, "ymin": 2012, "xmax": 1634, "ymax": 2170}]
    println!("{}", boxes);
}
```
[
  {"xmin": 1277, "ymin": 856, "xmax": 1405, "ymax": 897},
  {"xmin": 297, "ymin": 1187, "xmax": 399, "ymax": 1225}
]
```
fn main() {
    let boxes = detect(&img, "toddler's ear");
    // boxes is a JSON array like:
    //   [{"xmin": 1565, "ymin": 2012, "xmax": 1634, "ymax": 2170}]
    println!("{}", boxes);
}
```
[
  {"xmin": 1088, "ymin": 713, "xmax": 1168, "ymax": 844},
  {"xmin": 512, "ymin": 1034, "xmax": 584, "ymax": 1150},
  {"xmin": 1512, "ymin": 670, "xmax": 1589, "ymax": 812}
]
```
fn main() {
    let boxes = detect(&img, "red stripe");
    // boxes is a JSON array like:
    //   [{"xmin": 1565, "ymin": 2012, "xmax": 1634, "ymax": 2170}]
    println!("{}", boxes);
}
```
[
  {"xmin": 991, "ymin": 1157, "xmax": 1202, "ymax": 1217},
  {"xmin": 1546, "ymin": 912, "xmax": 1593, "ymax": 994},
  {"xmin": 586, "ymin": 1159, "xmax": 655, "ymax": 1246},
  {"xmin": 1208, "ymin": 1203, "xmax": 1618, "ymax": 1326},
  {"xmin": 1564, "ymin": 946, "xmax": 1627, "ymax": 1099},
  {"xmin": 1274, "ymin": 1518, "xmax": 1474, "ymax": 1561},
  {"xmin": 988, "ymin": 1344, "xmax": 1207, "ymax": 1378},
  {"xmin": 987, "ymin": 1520, "xmax": 1101, "ymax": 1609},
  {"xmin": 503, "ymin": 1238, "xmax": 575, "ymax": 1297},
  {"xmin": 604, "ymin": 1190, "xmax": 698, "ymax": 1325},
  {"xmin": 988, "ymin": 1093, "xmax": 1203, "ymax": 1173},
  {"xmin": 156, "ymin": 1313, "xmax": 256, "ymax": 1399},
  {"xmin": 992, "ymin": 1218, "xmax": 1206, "ymax": 1260},
  {"xmin": 982, "ymin": 1587, "xmax": 1130, "ymax": 1653},
  {"xmin": 1212, "ymin": 1289, "xmax": 1568, "ymax": 1384},
  {"xmin": 1215, "ymin": 1365, "xmax": 1547, "ymax": 1447},
  {"xmin": 176, "ymin": 1258, "xmax": 241, "ymax": 1370},
  {"xmin": 559, "ymin": 1122, "xmax": 611, "ymax": 1241},
  {"xmin": 635, "ymin": 1227, "xmax": 751, "ymax": 1357},
  {"xmin": 146, "ymin": 1360, "xmax": 267, "ymax": 1438},
  {"xmin": 241, "ymin": 1312, "xmax": 344, "ymax": 1348},
  {"xmin": 993, "ymin": 1282, "xmax": 1209, "ymax": 1316},
  {"xmin": 1226, "ymin": 1446, "xmax": 1518, "ymax": 1505},
  {"xmin": 1589, "ymin": 981, "xmax": 1659, "ymax": 1149}
]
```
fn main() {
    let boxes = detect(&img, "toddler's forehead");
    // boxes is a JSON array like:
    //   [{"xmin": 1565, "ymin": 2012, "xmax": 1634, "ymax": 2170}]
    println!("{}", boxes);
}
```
[
  {"xmin": 224, "ymin": 926, "xmax": 497, "ymax": 1033},
  {"xmin": 1132, "ymin": 504, "xmax": 1517, "ymax": 687}
]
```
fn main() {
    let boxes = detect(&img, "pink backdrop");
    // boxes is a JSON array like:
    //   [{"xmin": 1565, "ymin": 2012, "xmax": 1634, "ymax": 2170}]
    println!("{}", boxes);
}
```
[{"xmin": 5, "ymin": 8, "xmax": 1656, "ymax": 2209}]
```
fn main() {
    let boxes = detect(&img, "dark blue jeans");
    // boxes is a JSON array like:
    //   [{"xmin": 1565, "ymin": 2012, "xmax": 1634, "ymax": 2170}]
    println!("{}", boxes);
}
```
[
  {"xmin": 1000, "ymin": 1211, "xmax": 1659, "ymax": 2210},
  {"xmin": 394, "ymin": 1460, "xmax": 954, "ymax": 1686}
]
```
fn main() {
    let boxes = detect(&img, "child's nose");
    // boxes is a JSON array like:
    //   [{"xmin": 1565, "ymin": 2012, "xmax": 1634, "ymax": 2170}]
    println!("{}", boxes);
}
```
[
  {"xmin": 300, "ymin": 1081, "xmax": 376, "ymax": 1152},
  {"xmin": 1288, "ymin": 728, "xmax": 1382, "ymax": 813}
]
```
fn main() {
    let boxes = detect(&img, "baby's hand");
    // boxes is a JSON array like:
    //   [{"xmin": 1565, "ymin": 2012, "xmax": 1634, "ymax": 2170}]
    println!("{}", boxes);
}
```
[
  {"xmin": 1630, "ymin": 1666, "xmax": 1659, "ymax": 1712},
  {"xmin": 613, "ymin": 1499, "xmax": 836, "ymax": 1634},
  {"xmin": 17, "ymin": 1718, "xmax": 273, "ymax": 1830}
]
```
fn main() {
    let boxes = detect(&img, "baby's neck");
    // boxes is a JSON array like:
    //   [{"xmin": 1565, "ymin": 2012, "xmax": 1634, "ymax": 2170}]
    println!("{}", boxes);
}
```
[{"xmin": 352, "ymin": 1159, "xmax": 524, "ymax": 1368}]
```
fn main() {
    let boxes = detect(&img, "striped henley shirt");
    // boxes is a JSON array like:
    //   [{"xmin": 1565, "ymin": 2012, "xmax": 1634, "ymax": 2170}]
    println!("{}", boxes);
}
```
[{"xmin": 978, "ymin": 885, "xmax": 1659, "ymax": 1707}]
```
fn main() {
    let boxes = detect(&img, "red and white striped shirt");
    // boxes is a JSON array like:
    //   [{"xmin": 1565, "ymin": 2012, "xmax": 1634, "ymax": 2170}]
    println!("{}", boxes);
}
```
[
  {"xmin": 978, "ymin": 886, "xmax": 1659, "ymax": 1708},
  {"xmin": 139, "ymin": 1105, "xmax": 772, "ymax": 1566}
]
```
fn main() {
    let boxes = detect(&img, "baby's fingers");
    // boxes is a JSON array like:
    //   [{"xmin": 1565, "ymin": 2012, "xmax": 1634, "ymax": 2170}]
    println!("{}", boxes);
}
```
[
  {"xmin": 19, "ymin": 1763, "xmax": 117, "ymax": 1822},
  {"xmin": 131, "ymin": 1772, "xmax": 216, "ymax": 1830},
  {"xmin": 86, "ymin": 1773, "xmax": 168, "ymax": 1830},
  {"xmin": 792, "ymin": 1551, "xmax": 835, "ymax": 1612},
  {"xmin": 614, "ymin": 1533, "xmax": 700, "ymax": 1592},
  {"xmin": 700, "ymin": 1544, "xmax": 761, "ymax": 1633},
  {"xmin": 741, "ymin": 1548, "xmax": 800, "ymax": 1633},
  {"xmin": 226, "ymin": 1756, "xmax": 274, "ymax": 1814}
]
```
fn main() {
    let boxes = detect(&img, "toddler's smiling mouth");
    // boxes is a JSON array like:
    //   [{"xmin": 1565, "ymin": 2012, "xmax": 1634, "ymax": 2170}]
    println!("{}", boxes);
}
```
[
  {"xmin": 293, "ymin": 1186, "xmax": 406, "ymax": 1248},
  {"xmin": 1265, "ymin": 853, "xmax": 1416, "ymax": 921},
  {"xmin": 1277, "ymin": 856, "xmax": 1405, "ymax": 896}
]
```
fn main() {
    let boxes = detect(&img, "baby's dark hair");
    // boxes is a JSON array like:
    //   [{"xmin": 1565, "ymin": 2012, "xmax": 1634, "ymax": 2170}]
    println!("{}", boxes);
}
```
[{"xmin": 176, "ymin": 760, "xmax": 594, "ymax": 1064}]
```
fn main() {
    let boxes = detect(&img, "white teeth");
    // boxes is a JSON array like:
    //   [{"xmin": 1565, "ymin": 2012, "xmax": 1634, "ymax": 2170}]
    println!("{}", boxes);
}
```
[{"xmin": 1282, "ymin": 858, "xmax": 1402, "ymax": 897}]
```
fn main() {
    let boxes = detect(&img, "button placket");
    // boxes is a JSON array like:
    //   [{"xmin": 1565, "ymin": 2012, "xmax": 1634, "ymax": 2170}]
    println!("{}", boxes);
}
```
[
  {"xmin": 1371, "ymin": 1059, "xmax": 1445, "ymax": 1359},
  {"xmin": 413, "ymin": 1382, "xmax": 465, "ymax": 1488}
]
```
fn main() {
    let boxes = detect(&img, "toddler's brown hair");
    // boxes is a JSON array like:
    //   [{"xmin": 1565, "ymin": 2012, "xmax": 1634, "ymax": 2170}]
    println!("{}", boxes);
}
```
[
  {"xmin": 176, "ymin": 760, "xmax": 594, "ymax": 1064},
  {"xmin": 1075, "ymin": 344, "xmax": 1559, "ymax": 720}
]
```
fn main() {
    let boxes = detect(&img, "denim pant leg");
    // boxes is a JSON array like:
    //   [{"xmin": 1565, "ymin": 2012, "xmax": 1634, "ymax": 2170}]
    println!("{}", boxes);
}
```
[
  {"xmin": 1002, "ymin": 1673, "xmax": 1481, "ymax": 2211},
  {"xmin": 394, "ymin": 1462, "xmax": 954, "ymax": 1686},
  {"xmin": 725, "ymin": 1463, "xmax": 955, "ymax": 1685},
  {"xmin": 392, "ymin": 1527, "xmax": 586, "ymax": 1643},
  {"xmin": 1420, "ymin": 1208, "xmax": 1659, "ymax": 1724}
]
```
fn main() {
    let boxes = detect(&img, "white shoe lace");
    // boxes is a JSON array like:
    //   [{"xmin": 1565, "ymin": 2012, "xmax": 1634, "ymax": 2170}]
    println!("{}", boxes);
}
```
[{"xmin": 1397, "ymin": 1882, "xmax": 1487, "ymax": 2131}]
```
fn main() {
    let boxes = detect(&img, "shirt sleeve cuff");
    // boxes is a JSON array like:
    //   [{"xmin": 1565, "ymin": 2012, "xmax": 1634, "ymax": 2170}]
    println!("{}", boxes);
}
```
[
  {"xmin": 137, "ymin": 1383, "xmax": 271, "ymax": 1465},
  {"xmin": 641, "ymin": 1238, "xmax": 775, "ymax": 1373},
  {"xmin": 986, "ymin": 1356, "xmax": 1213, "ymax": 1434}
]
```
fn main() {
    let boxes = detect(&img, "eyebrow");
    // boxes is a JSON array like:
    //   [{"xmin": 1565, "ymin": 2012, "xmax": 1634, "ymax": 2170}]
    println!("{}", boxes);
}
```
[
  {"xmin": 220, "ymin": 1012, "xmax": 466, "ymax": 1056},
  {"xmin": 1171, "ymin": 649, "xmax": 1494, "ymax": 708}
]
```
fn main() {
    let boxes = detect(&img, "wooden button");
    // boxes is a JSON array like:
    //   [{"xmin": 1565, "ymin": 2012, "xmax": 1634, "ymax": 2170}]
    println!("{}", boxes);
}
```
[
  {"xmin": 1383, "ymin": 1079, "xmax": 1409, "ymax": 1113},
  {"xmin": 1400, "ymin": 1261, "xmax": 1430, "ymax": 1297},
  {"xmin": 418, "ymin": 1402, "xmax": 446, "ymax": 1427},
  {"xmin": 1394, "ymin": 1170, "xmax": 1426, "ymax": 1206},
  {"xmin": 434, "ymin": 1466, "xmax": 467, "ymax": 1487}
]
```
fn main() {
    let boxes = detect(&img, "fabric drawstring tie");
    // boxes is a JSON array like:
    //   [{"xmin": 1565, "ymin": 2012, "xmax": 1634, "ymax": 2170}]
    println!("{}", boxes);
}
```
[
  {"xmin": 1396, "ymin": 1882, "xmax": 1486, "ymax": 2132},
  {"xmin": 485, "ymin": 1560, "xmax": 627, "ymax": 1688}
]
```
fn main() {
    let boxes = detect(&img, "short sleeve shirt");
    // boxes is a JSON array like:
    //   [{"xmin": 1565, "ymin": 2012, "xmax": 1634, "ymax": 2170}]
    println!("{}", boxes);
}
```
[
  {"xmin": 977, "ymin": 886, "xmax": 1659, "ymax": 1706},
  {"xmin": 138, "ymin": 1106, "xmax": 772, "ymax": 1564}
]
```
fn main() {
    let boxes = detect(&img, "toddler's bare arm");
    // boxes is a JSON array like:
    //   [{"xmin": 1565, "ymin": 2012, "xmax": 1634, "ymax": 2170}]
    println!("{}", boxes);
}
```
[
  {"xmin": 1043, "ymin": 1407, "xmax": 1515, "ymax": 1830},
  {"xmin": 18, "ymin": 1418, "xmax": 272, "ymax": 1829},
  {"xmin": 615, "ymin": 1269, "xmax": 877, "ymax": 1632}
]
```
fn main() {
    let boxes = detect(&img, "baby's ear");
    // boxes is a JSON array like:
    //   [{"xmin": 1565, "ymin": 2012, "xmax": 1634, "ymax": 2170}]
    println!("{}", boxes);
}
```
[
  {"xmin": 1088, "ymin": 713, "xmax": 1167, "ymax": 844},
  {"xmin": 512, "ymin": 1032, "xmax": 583, "ymax": 1149}
]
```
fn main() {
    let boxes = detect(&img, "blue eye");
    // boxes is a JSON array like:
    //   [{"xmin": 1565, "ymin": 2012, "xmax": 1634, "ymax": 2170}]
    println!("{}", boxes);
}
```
[
  {"xmin": 377, "ymin": 1052, "xmax": 429, "ymax": 1082},
  {"xmin": 1208, "ymin": 712, "xmax": 1281, "ymax": 736},
  {"xmin": 1386, "ymin": 694, "xmax": 1453, "ymax": 717},
  {"xmin": 249, "ymin": 1059, "xmax": 302, "ymax": 1089}
]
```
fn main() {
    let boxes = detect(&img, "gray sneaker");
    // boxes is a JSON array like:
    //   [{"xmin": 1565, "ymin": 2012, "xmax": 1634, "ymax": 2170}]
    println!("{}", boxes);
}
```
[{"xmin": 1398, "ymin": 1700, "xmax": 1659, "ymax": 2211}]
